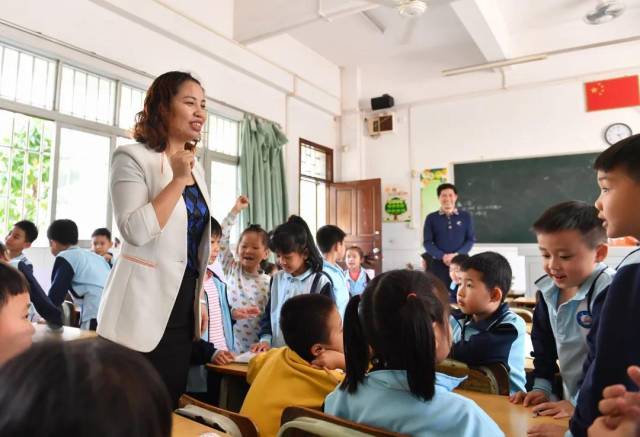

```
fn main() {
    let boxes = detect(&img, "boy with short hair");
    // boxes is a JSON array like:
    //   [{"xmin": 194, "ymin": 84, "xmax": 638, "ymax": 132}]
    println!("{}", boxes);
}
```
[
  {"xmin": 5, "ymin": 220, "xmax": 62, "ymax": 327},
  {"xmin": 47, "ymin": 219, "xmax": 110, "ymax": 330},
  {"xmin": 241, "ymin": 293, "xmax": 344, "ymax": 437},
  {"xmin": 316, "ymin": 225, "xmax": 349, "ymax": 318},
  {"xmin": 510, "ymin": 201, "xmax": 615, "ymax": 420},
  {"xmin": 448, "ymin": 253, "xmax": 469, "ymax": 303},
  {"xmin": 91, "ymin": 227, "xmax": 114, "ymax": 267},
  {"xmin": 564, "ymin": 134, "xmax": 640, "ymax": 437},
  {"xmin": 450, "ymin": 251, "xmax": 527, "ymax": 394},
  {"xmin": 187, "ymin": 217, "xmax": 237, "ymax": 403},
  {"xmin": 0, "ymin": 263, "xmax": 35, "ymax": 365}
]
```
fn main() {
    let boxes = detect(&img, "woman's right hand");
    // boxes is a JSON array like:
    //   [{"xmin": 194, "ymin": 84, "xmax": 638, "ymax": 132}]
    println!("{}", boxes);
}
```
[{"xmin": 169, "ymin": 149, "xmax": 194, "ymax": 183}]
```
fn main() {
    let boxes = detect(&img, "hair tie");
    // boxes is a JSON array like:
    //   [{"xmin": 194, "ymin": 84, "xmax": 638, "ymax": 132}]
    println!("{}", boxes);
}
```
[{"xmin": 406, "ymin": 292, "xmax": 417, "ymax": 300}]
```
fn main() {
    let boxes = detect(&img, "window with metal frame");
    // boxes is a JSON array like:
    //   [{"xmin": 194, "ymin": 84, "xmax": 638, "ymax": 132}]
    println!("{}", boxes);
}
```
[
  {"xmin": 58, "ymin": 64, "xmax": 116, "ymax": 125},
  {"xmin": 299, "ymin": 139, "xmax": 332, "ymax": 234}
]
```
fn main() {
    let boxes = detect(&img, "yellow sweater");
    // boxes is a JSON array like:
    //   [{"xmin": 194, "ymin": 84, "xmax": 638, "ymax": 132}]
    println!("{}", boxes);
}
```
[{"xmin": 240, "ymin": 347, "xmax": 344, "ymax": 437}]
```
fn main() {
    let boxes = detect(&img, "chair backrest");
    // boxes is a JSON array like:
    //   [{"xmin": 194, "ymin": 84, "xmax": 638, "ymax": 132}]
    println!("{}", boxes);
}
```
[
  {"xmin": 279, "ymin": 406, "xmax": 408, "ymax": 437},
  {"xmin": 177, "ymin": 394, "xmax": 258, "ymax": 437},
  {"xmin": 437, "ymin": 359, "xmax": 509, "ymax": 395},
  {"xmin": 61, "ymin": 301, "xmax": 80, "ymax": 327},
  {"xmin": 511, "ymin": 307, "xmax": 534, "ymax": 323}
]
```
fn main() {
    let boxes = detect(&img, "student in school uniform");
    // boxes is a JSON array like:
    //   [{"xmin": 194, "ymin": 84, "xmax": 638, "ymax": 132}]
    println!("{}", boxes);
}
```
[
  {"xmin": 423, "ymin": 183, "xmax": 475, "ymax": 288},
  {"xmin": 241, "ymin": 294, "xmax": 345, "ymax": 437},
  {"xmin": 510, "ymin": 201, "xmax": 615, "ymax": 421},
  {"xmin": 91, "ymin": 227, "xmax": 115, "ymax": 267},
  {"xmin": 5, "ymin": 220, "xmax": 62, "ymax": 326},
  {"xmin": 47, "ymin": 219, "xmax": 110, "ymax": 331},
  {"xmin": 251, "ymin": 215, "xmax": 333, "ymax": 352},
  {"xmin": 344, "ymin": 246, "xmax": 370, "ymax": 297},
  {"xmin": 325, "ymin": 269, "xmax": 503, "ymax": 437},
  {"xmin": 187, "ymin": 217, "xmax": 236, "ymax": 404},
  {"xmin": 448, "ymin": 253, "xmax": 469, "ymax": 304},
  {"xmin": 0, "ymin": 263, "xmax": 35, "ymax": 366},
  {"xmin": 531, "ymin": 135, "xmax": 640, "ymax": 437},
  {"xmin": 316, "ymin": 224, "xmax": 350, "ymax": 317},
  {"xmin": 450, "ymin": 251, "xmax": 527, "ymax": 394}
]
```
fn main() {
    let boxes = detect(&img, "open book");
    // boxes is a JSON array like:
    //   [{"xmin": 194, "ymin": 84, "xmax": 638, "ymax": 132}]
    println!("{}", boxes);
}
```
[{"xmin": 233, "ymin": 351, "xmax": 255, "ymax": 364}]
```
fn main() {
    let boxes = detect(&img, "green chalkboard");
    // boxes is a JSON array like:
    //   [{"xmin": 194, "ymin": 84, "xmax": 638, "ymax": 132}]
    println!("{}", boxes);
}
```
[{"xmin": 454, "ymin": 153, "xmax": 601, "ymax": 243}]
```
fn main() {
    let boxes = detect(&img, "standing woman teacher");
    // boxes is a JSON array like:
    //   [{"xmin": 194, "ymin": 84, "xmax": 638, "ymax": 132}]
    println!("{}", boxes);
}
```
[
  {"xmin": 423, "ymin": 183, "xmax": 475, "ymax": 288},
  {"xmin": 98, "ymin": 71, "xmax": 210, "ymax": 407}
]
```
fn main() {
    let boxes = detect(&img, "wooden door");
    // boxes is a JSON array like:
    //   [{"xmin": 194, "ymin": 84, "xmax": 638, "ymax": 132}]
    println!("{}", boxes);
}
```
[{"xmin": 328, "ymin": 178, "xmax": 382, "ymax": 274}]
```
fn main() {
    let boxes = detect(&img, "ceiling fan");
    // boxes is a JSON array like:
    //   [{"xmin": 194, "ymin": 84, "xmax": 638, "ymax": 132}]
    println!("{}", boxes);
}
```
[
  {"xmin": 366, "ymin": 0, "xmax": 429, "ymax": 44},
  {"xmin": 584, "ymin": 0, "xmax": 625, "ymax": 24}
]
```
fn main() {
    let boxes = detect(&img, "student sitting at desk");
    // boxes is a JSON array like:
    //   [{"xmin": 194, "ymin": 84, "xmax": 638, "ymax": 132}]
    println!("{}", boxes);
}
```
[
  {"xmin": 241, "ymin": 293, "xmax": 344, "ymax": 437},
  {"xmin": 325, "ymin": 269, "xmax": 502, "ymax": 437},
  {"xmin": 0, "ymin": 263, "xmax": 34, "ymax": 366},
  {"xmin": 510, "ymin": 201, "xmax": 614, "ymax": 420},
  {"xmin": 450, "ymin": 252, "xmax": 527, "ymax": 394}
]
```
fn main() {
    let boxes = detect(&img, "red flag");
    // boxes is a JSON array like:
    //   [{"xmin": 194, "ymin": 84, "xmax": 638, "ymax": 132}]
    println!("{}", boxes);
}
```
[{"xmin": 585, "ymin": 76, "xmax": 640, "ymax": 111}]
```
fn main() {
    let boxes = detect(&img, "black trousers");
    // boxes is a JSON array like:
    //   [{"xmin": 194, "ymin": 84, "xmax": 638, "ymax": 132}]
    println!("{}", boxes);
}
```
[
  {"xmin": 429, "ymin": 258, "xmax": 453, "ymax": 289},
  {"xmin": 143, "ymin": 268, "xmax": 197, "ymax": 409}
]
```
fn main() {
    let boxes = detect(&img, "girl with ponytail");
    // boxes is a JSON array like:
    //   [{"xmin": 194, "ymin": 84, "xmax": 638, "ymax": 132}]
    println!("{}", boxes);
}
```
[
  {"xmin": 325, "ymin": 269, "xmax": 503, "ymax": 437},
  {"xmin": 251, "ymin": 215, "xmax": 334, "ymax": 352}
]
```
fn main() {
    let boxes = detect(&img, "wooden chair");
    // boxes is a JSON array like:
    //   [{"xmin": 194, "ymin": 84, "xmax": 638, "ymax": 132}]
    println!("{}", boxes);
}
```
[
  {"xmin": 437, "ymin": 359, "xmax": 510, "ymax": 395},
  {"xmin": 511, "ymin": 307, "xmax": 534, "ymax": 324},
  {"xmin": 177, "ymin": 394, "xmax": 258, "ymax": 437},
  {"xmin": 61, "ymin": 301, "xmax": 80, "ymax": 327},
  {"xmin": 279, "ymin": 406, "xmax": 408, "ymax": 437}
]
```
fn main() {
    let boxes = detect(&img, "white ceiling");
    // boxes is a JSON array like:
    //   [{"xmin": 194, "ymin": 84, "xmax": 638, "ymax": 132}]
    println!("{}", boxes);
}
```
[{"xmin": 236, "ymin": 0, "xmax": 640, "ymax": 101}]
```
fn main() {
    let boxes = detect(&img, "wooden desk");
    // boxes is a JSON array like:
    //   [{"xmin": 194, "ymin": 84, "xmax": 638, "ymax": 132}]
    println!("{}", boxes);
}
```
[
  {"xmin": 512, "ymin": 297, "xmax": 537, "ymax": 309},
  {"xmin": 172, "ymin": 413, "xmax": 228, "ymax": 436},
  {"xmin": 206, "ymin": 363, "xmax": 249, "ymax": 412},
  {"xmin": 32, "ymin": 323, "xmax": 98, "ymax": 343},
  {"xmin": 456, "ymin": 389, "xmax": 568, "ymax": 437}
]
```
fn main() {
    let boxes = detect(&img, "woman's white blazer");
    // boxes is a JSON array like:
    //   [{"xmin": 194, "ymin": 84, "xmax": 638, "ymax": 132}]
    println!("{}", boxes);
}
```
[{"xmin": 97, "ymin": 143, "xmax": 211, "ymax": 352}]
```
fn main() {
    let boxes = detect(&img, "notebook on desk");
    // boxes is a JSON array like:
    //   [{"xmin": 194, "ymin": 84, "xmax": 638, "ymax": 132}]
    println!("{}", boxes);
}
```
[{"xmin": 233, "ymin": 351, "xmax": 255, "ymax": 364}]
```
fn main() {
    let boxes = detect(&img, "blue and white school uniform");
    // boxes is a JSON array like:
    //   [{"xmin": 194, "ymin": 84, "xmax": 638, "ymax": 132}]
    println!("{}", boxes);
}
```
[
  {"xmin": 258, "ymin": 268, "xmax": 333, "ymax": 348},
  {"xmin": 344, "ymin": 268, "xmax": 369, "ymax": 297},
  {"xmin": 531, "ymin": 263, "xmax": 615, "ymax": 403},
  {"xmin": 322, "ymin": 259, "xmax": 349, "ymax": 318},
  {"xmin": 49, "ymin": 246, "xmax": 111, "ymax": 330},
  {"xmin": 325, "ymin": 369, "xmax": 503, "ymax": 437},
  {"xmin": 450, "ymin": 303, "xmax": 527, "ymax": 394}
]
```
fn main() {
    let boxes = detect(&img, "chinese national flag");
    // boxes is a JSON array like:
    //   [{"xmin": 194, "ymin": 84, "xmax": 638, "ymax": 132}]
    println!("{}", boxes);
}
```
[{"xmin": 585, "ymin": 76, "xmax": 640, "ymax": 111}]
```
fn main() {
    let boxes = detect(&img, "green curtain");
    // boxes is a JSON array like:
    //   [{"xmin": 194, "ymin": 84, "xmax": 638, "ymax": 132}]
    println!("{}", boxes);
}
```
[{"xmin": 239, "ymin": 115, "xmax": 288, "ymax": 231}]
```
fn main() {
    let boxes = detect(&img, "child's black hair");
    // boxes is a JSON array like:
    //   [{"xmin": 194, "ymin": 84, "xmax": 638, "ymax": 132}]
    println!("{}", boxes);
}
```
[
  {"xmin": 0, "ymin": 338, "xmax": 172, "ymax": 437},
  {"xmin": 268, "ymin": 215, "xmax": 323, "ymax": 273},
  {"xmin": 450, "ymin": 253, "xmax": 470, "ymax": 266},
  {"xmin": 239, "ymin": 224, "xmax": 269, "ymax": 249},
  {"xmin": 260, "ymin": 261, "xmax": 278, "ymax": 275},
  {"xmin": 280, "ymin": 294, "xmax": 336, "ymax": 362},
  {"xmin": 341, "ymin": 269, "xmax": 447, "ymax": 401},
  {"xmin": 461, "ymin": 252, "xmax": 512, "ymax": 302},
  {"xmin": 533, "ymin": 201, "xmax": 606, "ymax": 249},
  {"xmin": 316, "ymin": 225, "xmax": 346, "ymax": 254},
  {"xmin": 91, "ymin": 227, "xmax": 112, "ymax": 241},
  {"xmin": 210, "ymin": 217, "xmax": 222, "ymax": 239},
  {"xmin": 594, "ymin": 133, "xmax": 640, "ymax": 182},
  {"xmin": 0, "ymin": 263, "xmax": 29, "ymax": 309},
  {"xmin": 47, "ymin": 219, "xmax": 78, "ymax": 246},
  {"xmin": 14, "ymin": 220, "xmax": 38, "ymax": 243},
  {"xmin": 437, "ymin": 183, "xmax": 457, "ymax": 196}
]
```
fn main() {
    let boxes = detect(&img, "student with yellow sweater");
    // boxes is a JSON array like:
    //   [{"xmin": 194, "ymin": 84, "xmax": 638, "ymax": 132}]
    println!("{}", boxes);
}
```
[{"xmin": 240, "ymin": 293, "xmax": 345, "ymax": 437}]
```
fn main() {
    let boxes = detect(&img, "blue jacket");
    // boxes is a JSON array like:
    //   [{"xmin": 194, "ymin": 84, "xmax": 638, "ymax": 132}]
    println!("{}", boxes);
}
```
[
  {"xmin": 531, "ymin": 263, "xmax": 614, "ymax": 403},
  {"xmin": 187, "ymin": 271, "xmax": 235, "ymax": 393},
  {"xmin": 570, "ymin": 248, "xmax": 640, "ymax": 437},
  {"xmin": 9, "ymin": 254, "xmax": 62, "ymax": 326},
  {"xmin": 423, "ymin": 209, "xmax": 475, "ymax": 259},
  {"xmin": 325, "ymin": 369, "xmax": 503, "ymax": 437},
  {"xmin": 322, "ymin": 260, "xmax": 349, "ymax": 318},
  {"xmin": 450, "ymin": 303, "xmax": 527, "ymax": 394},
  {"xmin": 258, "ymin": 268, "xmax": 333, "ymax": 347},
  {"xmin": 50, "ymin": 247, "xmax": 110, "ymax": 329}
]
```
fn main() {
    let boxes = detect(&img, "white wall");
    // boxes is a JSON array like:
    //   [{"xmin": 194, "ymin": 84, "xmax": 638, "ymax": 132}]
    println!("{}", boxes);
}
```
[{"xmin": 343, "ymin": 69, "xmax": 640, "ymax": 288}]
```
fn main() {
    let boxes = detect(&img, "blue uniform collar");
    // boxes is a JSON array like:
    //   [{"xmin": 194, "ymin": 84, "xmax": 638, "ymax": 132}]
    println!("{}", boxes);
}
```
[
  {"xmin": 463, "ymin": 302, "xmax": 510, "ymax": 332},
  {"xmin": 536, "ymin": 262, "xmax": 609, "ymax": 304},
  {"xmin": 323, "ymin": 259, "xmax": 342, "ymax": 274},
  {"xmin": 366, "ymin": 369, "xmax": 466, "ymax": 393},
  {"xmin": 283, "ymin": 268, "xmax": 313, "ymax": 282}
]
